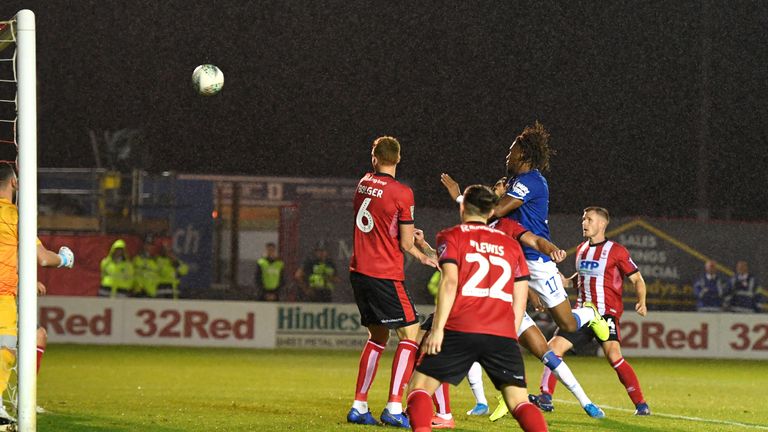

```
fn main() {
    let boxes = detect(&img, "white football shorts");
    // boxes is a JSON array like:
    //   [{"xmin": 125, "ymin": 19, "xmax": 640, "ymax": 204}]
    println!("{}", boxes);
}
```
[
  {"xmin": 517, "ymin": 311, "xmax": 536, "ymax": 337},
  {"xmin": 526, "ymin": 258, "xmax": 569, "ymax": 308}
]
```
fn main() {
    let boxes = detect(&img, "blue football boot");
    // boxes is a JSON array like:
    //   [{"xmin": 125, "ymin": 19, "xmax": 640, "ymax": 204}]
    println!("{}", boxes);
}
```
[
  {"xmin": 584, "ymin": 403, "xmax": 606, "ymax": 418},
  {"xmin": 347, "ymin": 408, "xmax": 380, "ymax": 425},
  {"xmin": 380, "ymin": 408, "xmax": 410, "ymax": 428},
  {"xmin": 466, "ymin": 402, "xmax": 489, "ymax": 416},
  {"xmin": 533, "ymin": 393, "xmax": 554, "ymax": 412},
  {"xmin": 634, "ymin": 402, "xmax": 651, "ymax": 416}
]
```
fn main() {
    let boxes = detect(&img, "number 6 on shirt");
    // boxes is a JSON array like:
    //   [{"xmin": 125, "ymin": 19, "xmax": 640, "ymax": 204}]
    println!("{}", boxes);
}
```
[{"xmin": 356, "ymin": 198, "xmax": 374, "ymax": 233}]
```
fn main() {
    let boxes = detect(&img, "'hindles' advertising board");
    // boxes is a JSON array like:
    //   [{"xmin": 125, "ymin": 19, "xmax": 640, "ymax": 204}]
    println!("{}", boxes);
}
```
[{"xmin": 274, "ymin": 303, "xmax": 436, "ymax": 350}]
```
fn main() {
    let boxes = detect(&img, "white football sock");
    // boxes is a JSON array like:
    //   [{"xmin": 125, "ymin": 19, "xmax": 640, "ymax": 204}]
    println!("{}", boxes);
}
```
[
  {"xmin": 553, "ymin": 362, "xmax": 592, "ymax": 407},
  {"xmin": 385, "ymin": 401, "xmax": 403, "ymax": 415},
  {"xmin": 352, "ymin": 400, "xmax": 369, "ymax": 413},
  {"xmin": 467, "ymin": 362, "xmax": 487, "ymax": 405},
  {"xmin": 572, "ymin": 307, "xmax": 597, "ymax": 328}
]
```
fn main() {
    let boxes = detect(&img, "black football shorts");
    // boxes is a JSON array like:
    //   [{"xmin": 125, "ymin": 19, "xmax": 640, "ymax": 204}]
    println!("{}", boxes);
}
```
[
  {"xmin": 350, "ymin": 271, "xmax": 419, "ymax": 329},
  {"xmin": 416, "ymin": 330, "xmax": 527, "ymax": 390}
]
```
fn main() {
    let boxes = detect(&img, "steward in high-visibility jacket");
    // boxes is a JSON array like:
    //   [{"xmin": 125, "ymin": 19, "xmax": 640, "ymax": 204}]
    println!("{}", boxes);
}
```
[
  {"xmin": 100, "ymin": 239, "xmax": 135, "ymax": 298},
  {"xmin": 255, "ymin": 242, "xmax": 284, "ymax": 301},
  {"xmin": 427, "ymin": 270, "xmax": 441, "ymax": 303},
  {"xmin": 156, "ymin": 243, "xmax": 188, "ymax": 300},
  {"xmin": 133, "ymin": 242, "xmax": 159, "ymax": 298}
]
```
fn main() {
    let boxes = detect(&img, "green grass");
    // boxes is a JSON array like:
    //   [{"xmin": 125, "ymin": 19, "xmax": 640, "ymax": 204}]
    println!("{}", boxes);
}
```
[{"xmin": 32, "ymin": 345, "xmax": 768, "ymax": 431}]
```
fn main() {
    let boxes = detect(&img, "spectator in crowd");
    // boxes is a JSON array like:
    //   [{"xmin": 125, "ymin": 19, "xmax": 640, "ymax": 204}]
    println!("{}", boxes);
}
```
[
  {"xmin": 758, "ymin": 286, "xmax": 768, "ymax": 313},
  {"xmin": 255, "ymin": 242, "xmax": 285, "ymax": 301},
  {"xmin": 726, "ymin": 261, "xmax": 760, "ymax": 313},
  {"xmin": 99, "ymin": 239, "xmax": 135, "ymax": 297},
  {"xmin": 155, "ymin": 241, "xmax": 188, "ymax": 299},
  {"xmin": 295, "ymin": 245, "xmax": 338, "ymax": 303},
  {"xmin": 693, "ymin": 260, "xmax": 728, "ymax": 312},
  {"xmin": 133, "ymin": 237, "xmax": 159, "ymax": 298}
]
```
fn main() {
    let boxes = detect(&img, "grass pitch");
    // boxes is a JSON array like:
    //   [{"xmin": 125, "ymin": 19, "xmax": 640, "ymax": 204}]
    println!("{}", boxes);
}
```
[{"xmin": 34, "ymin": 345, "xmax": 768, "ymax": 431}]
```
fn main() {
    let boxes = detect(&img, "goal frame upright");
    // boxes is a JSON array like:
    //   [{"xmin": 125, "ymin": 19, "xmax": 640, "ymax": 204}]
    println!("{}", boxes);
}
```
[{"xmin": 15, "ymin": 9, "xmax": 38, "ymax": 432}]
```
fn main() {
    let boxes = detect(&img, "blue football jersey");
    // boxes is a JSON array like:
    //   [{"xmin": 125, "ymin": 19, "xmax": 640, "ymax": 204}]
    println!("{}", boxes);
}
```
[{"xmin": 505, "ymin": 169, "xmax": 551, "ymax": 261}]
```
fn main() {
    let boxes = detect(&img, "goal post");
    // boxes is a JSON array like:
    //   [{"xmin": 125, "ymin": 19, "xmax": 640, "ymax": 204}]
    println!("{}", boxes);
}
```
[{"xmin": 14, "ymin": 9, "xmax": 37, "ymax": 432}]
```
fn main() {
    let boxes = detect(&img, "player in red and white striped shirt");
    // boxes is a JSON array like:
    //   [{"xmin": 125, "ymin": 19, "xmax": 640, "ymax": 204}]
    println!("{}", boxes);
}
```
[{"xmin": 535, "ymin": 207, "xmax": 651, "ymax": 416}]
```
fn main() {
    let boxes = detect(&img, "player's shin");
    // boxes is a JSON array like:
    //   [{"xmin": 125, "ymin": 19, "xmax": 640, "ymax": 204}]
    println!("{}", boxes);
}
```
[
  {"xmin": 353, "ymin": 339, "xmax": 385, "ymax": 412},
  {"xmin": 512, "ymin": 402, "xmax": 549, "ymax": 432},
  {"xmin": 386, "ymin": 339, "xmax": 419, "ymax": 414},
  {"xmin": 539, "ymin": 359, "xmax": 558, "ymax": 396},
  {"xmin": 406, "ymin": 389, "xmax": 434, "ymax": 432},
  {"xmin": 36, "ymin": 346, "xmax": 44, "ymax": 374},
  {"xmin": 612, "ymin": 357, "xmax": 645, "ymax": 405},
  {"xmin": 432, "ymin": 383, "xmax": 451, "ymax": 418},
  {"xmin": 542, "ymin": 351, "xmax": 591, "ymax": 408},
  {"xmin": 466, "ymin": 362, "xmax": 487, "ymax": 405}
]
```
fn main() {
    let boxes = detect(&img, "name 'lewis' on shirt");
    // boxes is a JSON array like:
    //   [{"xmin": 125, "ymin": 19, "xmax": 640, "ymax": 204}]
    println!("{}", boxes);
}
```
[{"xmin": 469, "ymin": 240, "xmax": 505, "ymax": 256}]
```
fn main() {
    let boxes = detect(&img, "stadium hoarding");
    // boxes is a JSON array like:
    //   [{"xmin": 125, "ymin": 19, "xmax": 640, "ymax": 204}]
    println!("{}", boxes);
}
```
[
  {"xmin": 39, "ymin": 298, "xmax": 767, "ymax": 359},
  {"xmin": 39, "ymin": 297, "xmax": 277, "ymax": 348},
  {"xmin": 275, "ymin": 303, "xmax": 407, "ymax": 350},
  {"xmin": 619, "ymin": 312, "xmax": 768, "ymax": 359}
]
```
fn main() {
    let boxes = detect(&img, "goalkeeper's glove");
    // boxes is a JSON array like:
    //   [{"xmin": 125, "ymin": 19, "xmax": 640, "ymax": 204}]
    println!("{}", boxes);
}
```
[{"xmin": 57, "ymin": 246, "xmax": 75, "ymax": 269}]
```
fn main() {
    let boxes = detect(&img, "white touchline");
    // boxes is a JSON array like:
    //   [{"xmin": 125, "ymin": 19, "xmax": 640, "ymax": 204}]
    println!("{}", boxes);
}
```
[{"xmin": 554, "ymin": 398, "xmax": 768, "ymax": 430}]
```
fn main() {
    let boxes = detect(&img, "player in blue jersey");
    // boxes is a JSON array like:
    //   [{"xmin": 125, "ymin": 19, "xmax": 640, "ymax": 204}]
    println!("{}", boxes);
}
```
[{"xmin": 441, "ymin": 121, "xmax": 608, "ymax": 340}]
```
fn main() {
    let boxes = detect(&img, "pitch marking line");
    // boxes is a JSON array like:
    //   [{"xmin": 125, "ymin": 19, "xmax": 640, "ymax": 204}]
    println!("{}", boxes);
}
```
[{"xmin": 554, "ymin": 398, "xmax": 768, "ymax": 430}]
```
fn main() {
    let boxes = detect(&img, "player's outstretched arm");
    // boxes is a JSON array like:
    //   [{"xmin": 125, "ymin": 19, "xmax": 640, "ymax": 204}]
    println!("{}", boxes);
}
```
[
  {"xmin": 413, "ymin": 229, "xmax": 437, "ymax": 260},
  {"xmin": 424, "ymin": 262, "xmax": 459, "ymax": 355},
  {"xmin": 630, "ymin": 272, "xmax": 647, "ymax": 316},
  {"xmin": 400, "ymin": 224, "xmax": 438, "ymax": 268},
  {"xmin": 440, "ymin": 173, "xmax": 461, "ymax": 201},
  {"xmin": 492, "ymin": 195, "xmax": 523, "ymax": 219},
  {"xmin": 518, "ymin": 232, "xmax": 566, "ymax": 263},
  {"xmin": 37, "ymin": 243, "xmax": 74, "ymax": 268}
]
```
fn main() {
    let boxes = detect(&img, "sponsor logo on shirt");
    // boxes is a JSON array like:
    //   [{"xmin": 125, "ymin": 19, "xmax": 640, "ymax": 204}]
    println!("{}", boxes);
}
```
[
  {"xmin": 437, "ymin": 243, "xmax": 447, "ymax": 259},
  {"xmin": 579, "ymin": 260, "xmax": 603, "ymax": 276},
  {"xmin": 511, "ymin": 181, "xmax": 529, "ymax": 198}
]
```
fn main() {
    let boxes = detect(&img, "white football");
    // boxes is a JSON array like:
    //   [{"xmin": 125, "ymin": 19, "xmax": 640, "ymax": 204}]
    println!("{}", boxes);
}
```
[{"xmin": 192, "ymin": 64, "xmax": 224, "ymax": 96}]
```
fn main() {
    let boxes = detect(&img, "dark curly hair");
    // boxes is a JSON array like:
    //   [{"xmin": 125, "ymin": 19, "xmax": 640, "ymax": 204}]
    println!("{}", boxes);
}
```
[{"xmin": 516, "ymin": 121, "xmax": 554, "ymax": 172}]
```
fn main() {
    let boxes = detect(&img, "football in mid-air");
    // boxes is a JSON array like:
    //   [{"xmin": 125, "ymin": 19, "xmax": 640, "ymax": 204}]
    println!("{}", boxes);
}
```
[{"xmin": 192, "ymin": 64, "xmax": 224, "ymax": 96}]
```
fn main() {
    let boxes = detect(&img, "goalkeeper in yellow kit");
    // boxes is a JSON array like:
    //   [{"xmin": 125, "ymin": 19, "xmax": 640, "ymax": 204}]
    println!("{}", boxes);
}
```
[{"xmin": 0, "ymin": 163, "xmax": 74, "ymax": 424}]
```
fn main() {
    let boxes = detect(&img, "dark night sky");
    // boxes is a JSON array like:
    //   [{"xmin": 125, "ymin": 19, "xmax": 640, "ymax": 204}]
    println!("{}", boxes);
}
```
[{"xmin": 2, "ymin": 1, "xmax": 767, "ymax": 219}]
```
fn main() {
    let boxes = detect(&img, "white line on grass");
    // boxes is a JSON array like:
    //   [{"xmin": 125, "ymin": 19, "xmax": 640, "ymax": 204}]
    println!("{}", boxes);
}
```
[{"xmin": 554, "ymin": 398, "xmax": 768, "ymax": 430}]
